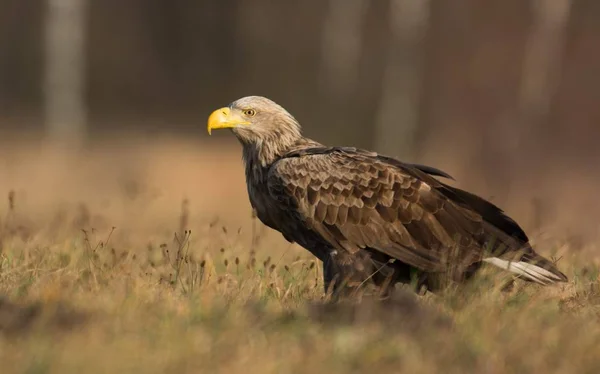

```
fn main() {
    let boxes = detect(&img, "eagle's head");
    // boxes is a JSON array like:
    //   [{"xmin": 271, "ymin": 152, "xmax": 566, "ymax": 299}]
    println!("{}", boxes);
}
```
[{"xmin": 207, "ymin": 96, "xmax": 302, "ymax": 146}]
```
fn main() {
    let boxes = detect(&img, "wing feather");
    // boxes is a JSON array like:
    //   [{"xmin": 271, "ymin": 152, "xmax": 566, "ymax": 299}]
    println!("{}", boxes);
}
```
[{"xmin": 267, "ymin": 149, "xmax": 487, "ymax": 272}]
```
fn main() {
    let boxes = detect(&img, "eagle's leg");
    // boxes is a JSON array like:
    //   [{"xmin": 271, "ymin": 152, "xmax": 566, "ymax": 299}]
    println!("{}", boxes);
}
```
[
  {"xmin": 322, "ymin": 250, "xmax": 381, "ymax": 300},
  {"xmin": 322, "ymin": 256, "xmax": 338, "ymax": 296}
]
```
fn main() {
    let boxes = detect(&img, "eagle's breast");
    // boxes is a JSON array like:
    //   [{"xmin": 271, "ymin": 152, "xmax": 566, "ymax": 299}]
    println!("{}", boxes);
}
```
[{"xmin": 244, "ymin": 155, "xmax": 331, "ymax": 260}]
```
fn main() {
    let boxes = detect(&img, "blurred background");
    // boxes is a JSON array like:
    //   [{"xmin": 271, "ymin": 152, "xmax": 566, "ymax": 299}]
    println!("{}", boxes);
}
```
[{"xmin": 0, "ymin": 0, "xmax": 599, "ymax": 250}]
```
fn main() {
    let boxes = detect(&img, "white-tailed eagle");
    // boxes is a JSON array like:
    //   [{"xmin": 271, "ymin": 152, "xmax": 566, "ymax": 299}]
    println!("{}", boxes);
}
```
[{"xmin": 207, "ymin": 96, "xmax": 567, "ymax": 297}]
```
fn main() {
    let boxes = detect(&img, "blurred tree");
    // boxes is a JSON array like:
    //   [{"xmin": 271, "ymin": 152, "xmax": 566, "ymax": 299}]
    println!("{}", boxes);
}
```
[
  {"xmin": 319, "ymin": 0, "xmax": 368, "ymax": 99},
  {"xmin": 418, "ymin": 0, "xmax": 532, "ymax": 203},
  {"xmin": 315, "ymin": 0, "xmax": 390, "ymax": 148},
  {"xmin": 44, "ymin": 0, "xmax": 88, "ymax": 143},
  {"xmin": 545, "ymin": 0, "xmax": 600, "ymax": 164},
  {"xmin": 511, "ymin": 0, "xmax": 572, "ymax": 195},
  {"xmin": 373, "ymin": 0, "xmax": 430, "ymax": 159},
  {"xmin": 519, "ymin": 0, "xmax": 572, "ymax": 127},
  {"xmin": 0, "ymin": 0, "xmax": 43, "ymax": 128}
]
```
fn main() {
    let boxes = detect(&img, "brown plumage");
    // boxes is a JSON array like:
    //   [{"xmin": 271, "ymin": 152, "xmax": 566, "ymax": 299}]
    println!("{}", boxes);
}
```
[{"xmin": 207, "ymin": 96, "xmax": 568, "ymax": 297}]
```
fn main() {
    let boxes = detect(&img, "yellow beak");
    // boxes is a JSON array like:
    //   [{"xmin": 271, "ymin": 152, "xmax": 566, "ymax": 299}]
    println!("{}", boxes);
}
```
[{"xmin": 207, "ymin": 107, "xmax": 250, "ymax": 135}]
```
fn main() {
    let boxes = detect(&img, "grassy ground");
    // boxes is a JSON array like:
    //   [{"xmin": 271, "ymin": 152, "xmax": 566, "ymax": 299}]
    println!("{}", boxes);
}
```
[{"xmin": 0, "ymin": 138, "xmax": 599, "ymax": 373}]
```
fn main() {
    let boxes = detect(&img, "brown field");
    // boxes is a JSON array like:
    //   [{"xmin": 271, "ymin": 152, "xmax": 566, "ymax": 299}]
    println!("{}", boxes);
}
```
[{"xmin": 0, "ymin": 136, "xmax": 599, "ymax": 374}]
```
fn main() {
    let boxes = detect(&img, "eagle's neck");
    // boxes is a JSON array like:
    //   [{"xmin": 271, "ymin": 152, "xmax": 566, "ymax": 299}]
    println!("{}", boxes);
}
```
[
  {"xmin": 241, "ymin": 135, "xmax": 321, "ymax": 230},
  {"xmin": 242, "ymin": 135, "xmax": 321, "ymax": 171}
]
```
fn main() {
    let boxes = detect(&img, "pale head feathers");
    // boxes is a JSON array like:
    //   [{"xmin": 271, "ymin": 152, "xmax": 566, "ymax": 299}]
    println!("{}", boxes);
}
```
[{"xmin": 229, "ymin": 96, "xmax": 316, "ymax": 166}]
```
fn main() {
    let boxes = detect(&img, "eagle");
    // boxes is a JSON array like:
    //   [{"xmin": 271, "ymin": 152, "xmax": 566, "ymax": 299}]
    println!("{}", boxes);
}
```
[{"xmin": 207, "ymin": 96, "xmax": 568, "ymax": 297}]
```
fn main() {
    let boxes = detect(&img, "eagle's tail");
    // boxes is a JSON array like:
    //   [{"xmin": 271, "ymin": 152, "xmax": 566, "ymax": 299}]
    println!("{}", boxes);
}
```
[
  {"xmin": 483, "ymin": 253, "xmax": 568, "ymax": 285},
  {"xmin": 435, "ymin": 182, "xmax": 568, "ymax": 285}
]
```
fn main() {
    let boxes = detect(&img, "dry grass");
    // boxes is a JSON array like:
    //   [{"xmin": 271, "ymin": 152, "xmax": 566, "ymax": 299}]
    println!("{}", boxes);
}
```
[{"xmin": 0, "ymin": 136, "xmax": 599, "ymax": 374}]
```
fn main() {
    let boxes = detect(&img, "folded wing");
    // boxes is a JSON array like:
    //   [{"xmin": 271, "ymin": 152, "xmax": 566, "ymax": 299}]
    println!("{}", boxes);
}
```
[{"xmin": 267, "ymin": 148, "xmax": 491, "ymax": 273}]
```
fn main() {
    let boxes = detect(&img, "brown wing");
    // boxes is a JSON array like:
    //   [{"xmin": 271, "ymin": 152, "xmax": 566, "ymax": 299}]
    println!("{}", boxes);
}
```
[{"xmin": 267, "ymin": 149, "xmax": 488, "ymax": 272}]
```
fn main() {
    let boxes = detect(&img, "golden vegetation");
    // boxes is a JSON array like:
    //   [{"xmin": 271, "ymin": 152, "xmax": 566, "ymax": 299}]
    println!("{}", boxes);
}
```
[{"xmin": 0, "ymin": 138, "xmax": 598, "ymax": 374}]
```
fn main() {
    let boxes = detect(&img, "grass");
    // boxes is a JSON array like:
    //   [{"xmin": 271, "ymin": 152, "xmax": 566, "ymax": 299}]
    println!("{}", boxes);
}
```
[{"xmin": 0, "ymin": 140, "xmax": 599, "ymax": 373}]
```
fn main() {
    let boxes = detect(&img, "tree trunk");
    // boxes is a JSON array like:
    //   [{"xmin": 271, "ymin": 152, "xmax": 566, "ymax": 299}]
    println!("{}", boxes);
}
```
[
  {"xmin": 373, "ymin": 0, "xmax": 430, "ymax": 159},
  {"xmin": 44, "ymin": 0, "xmax": 88, "ymax": 144},
  {"xmin": 318, "ymin": 0, "xmax": 368, "ymax": 99}
]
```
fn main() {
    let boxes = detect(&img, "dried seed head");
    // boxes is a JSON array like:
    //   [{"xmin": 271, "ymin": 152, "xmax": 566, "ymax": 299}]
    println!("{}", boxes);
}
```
[
  {"xmin": 200, "ymin": 260, "xmax": 206, "ymax": 268},
  {"xmin": 269, "ymin": 264, "xmax": 276, "ymax": 272},
  {"xmin": 8, "ymin": 190, "xmax": 15, "ymax": 210},
  {"xmin": 220, "ymin": 248, "xmax": 225, "ymax": 254},
  {"xmin": 224, "ymin": 259, "xmax": 229, "ymax": 267},
  {"xmin": 235, "ymin": 257, "xmax": 240, "ymax": 265}
]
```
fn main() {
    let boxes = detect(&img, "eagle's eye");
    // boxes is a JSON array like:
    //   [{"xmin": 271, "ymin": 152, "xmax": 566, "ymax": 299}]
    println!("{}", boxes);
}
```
[{"xmin": 243, "ymin": 109, "xmax": 256, "ymax": 117}]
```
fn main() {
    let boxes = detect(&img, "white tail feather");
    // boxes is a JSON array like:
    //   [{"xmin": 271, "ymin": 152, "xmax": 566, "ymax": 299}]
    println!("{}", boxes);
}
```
[{"xmin": 483, "ymin": 257, "xmax": 563, "ymax": 285}]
